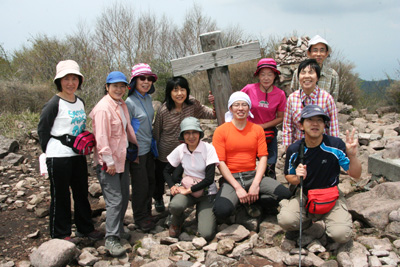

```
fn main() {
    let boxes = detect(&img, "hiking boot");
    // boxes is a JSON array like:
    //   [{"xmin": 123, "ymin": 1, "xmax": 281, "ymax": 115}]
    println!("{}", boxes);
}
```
[
  {"xmin": 62, "ymin": 236, "xmax": 79, "ymax": 245},
  {"xmin": 263, "ymin": 206, "xmax": 279, "ymax": 215},
  {"xmin": 136, "ymin": 218, "xmax": 155, "ymax": 232},
  {"xmin": 169, "ymin": 224, "xmax": 181, "ymax": 238},
  {"xmin": 245, "ymin": 204, "xmax": 262, "ymax": 218},
  {"xmin": 146, "ymin": 214, "xmax": 159, "ymax": 223},
  {"xmin": 164, "ymin": 214, "xmax": 172, "ymax": 227},
  {"xmin": 285, "ymin": 230, "xmax": 300, "ymax": 241},
  {"xmin": 75, "ymin": 230, "xmax": 104, "ymax": 241},
  {"xmin": 155, "ymin": 198, "xmax": 166, "ymax": 213},
  {"xmin": 105, "ymin": 236, "xmax": 126, "ymax": 257},
  {"xmin": 120, "ymin": 231, "xmax": 131, "ymax": 240}
]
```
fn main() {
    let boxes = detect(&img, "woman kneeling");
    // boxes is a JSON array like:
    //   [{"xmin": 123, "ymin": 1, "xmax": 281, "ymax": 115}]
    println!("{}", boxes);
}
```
[{"xmin": 163, "ymin": 117, "xmax": 219, "ymax": 241}]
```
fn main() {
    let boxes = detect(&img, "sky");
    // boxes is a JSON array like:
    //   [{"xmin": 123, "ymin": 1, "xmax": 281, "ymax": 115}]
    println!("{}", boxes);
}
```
[{"xmin": 1, "ymin": 0, "xmax": 399, "ymax": 81}]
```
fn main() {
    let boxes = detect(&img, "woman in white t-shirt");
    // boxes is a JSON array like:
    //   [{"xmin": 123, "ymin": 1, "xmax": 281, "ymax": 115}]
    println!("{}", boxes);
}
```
[
  {"xmin": 38, "ymin": 60, "xmax": 101, "ymax": 242},
  {"xmin": 163, "ymin": 117, "xmax": 219, "ymax": 241}
]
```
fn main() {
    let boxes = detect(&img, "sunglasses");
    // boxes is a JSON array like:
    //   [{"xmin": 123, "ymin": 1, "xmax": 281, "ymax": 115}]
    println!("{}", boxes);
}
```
[{"xmin": 137, "ymin": 76, "xmax": 155, "ymax": 82}]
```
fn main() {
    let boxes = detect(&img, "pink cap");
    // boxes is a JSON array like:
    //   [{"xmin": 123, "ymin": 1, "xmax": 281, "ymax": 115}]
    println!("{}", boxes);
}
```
[
  {"xmin": 129, "ymin": 63, "xmax": 158, "ymax": 83},
  {"xmin": 254, "ymin": 58, "xmax": 281, "ymax": 76}
]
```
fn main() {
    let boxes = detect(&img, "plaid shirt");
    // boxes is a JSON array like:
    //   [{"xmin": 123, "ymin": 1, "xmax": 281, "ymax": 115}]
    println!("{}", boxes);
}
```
[
  {"xmin": 282, "ymin": 87, "xmax": 339, "ymax": 147},
  {"xmin": 290, "ymin": 65, "xmax": 340, "ymax": 102}
]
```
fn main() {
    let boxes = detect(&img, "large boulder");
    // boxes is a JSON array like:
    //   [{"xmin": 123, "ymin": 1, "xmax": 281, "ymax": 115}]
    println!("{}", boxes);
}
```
[
  {"xmin": 30, "ymin": 239, "xmax": 80, "ymax": 267},
  {"xmin": 0, "ymin": 136, "xmax": 19, "ymax": 155},
  {"xmin": 347, "ymin": 182, "xmax": 400, "ymax": 229}
]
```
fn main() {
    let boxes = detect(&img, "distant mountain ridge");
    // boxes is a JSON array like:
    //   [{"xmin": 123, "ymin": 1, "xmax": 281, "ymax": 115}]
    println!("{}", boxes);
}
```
[{"xmin": 358, "ymin": 79, "xmax": 394, "ymax": 95}]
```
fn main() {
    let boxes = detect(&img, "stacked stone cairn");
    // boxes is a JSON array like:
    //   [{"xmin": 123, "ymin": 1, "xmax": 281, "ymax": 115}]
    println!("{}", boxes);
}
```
[{"xmin": 275, "ymin": 36, "xmax": 310, "ymax": 96}]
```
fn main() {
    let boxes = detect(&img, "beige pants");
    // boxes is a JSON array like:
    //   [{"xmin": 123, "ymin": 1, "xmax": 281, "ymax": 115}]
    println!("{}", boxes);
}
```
[{"xmin": 277, "ymin": 190, "xmax": 353, "ymax": 243}]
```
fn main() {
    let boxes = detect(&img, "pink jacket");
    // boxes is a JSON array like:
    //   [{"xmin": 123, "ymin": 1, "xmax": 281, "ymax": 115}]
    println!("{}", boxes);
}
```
[{"xmin": 90, "ymin": 94, "xmax": 138, "ymax": 173}]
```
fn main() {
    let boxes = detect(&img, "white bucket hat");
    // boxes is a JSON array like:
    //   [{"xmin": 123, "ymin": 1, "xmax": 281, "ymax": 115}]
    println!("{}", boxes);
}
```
[
  {"xmin": 53, "ymin": 60, "xmax": 84, "ymax": 83},
  {"xmin": 308, "ymin": 35, "xmax": 332, "ymax": 53}
]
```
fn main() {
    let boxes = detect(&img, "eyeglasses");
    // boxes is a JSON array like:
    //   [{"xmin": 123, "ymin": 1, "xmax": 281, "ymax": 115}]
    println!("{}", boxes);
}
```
[
  {"xmin": 311, "ymin": 48, "xmax": 327, "ymax": 53},
  {"xmin": 138, "ymin": 76, "xmax": 155, "ymax": 82},
  {"xmin": 231, "ymin": 103, "xmax": 249, "ymax": 108}
]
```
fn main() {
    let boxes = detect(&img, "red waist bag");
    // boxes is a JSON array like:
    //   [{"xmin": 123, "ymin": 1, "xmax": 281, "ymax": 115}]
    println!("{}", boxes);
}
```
[
  {"xmin": 72, "ymin": 131, "xmax": 96, "ymax": 155},
  {"xmin": 306, "ymin": 186, "xmax": 339, "ymax": 214}
]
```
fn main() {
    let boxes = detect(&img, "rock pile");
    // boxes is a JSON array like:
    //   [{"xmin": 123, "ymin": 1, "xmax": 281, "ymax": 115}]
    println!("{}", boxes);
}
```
[
  {"xmin": 274, "ymin": 36, "xmax": 309, "ymax": 96},
  {"xmin": 0, "ymin": 103, "xmax": 399, "ymax": 267}
]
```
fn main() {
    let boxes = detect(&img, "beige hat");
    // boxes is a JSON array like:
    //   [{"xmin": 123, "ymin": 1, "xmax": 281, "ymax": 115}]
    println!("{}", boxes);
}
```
[{"xmin": 53, "ymin": 60, "xmax": 84, "ymax": 82}]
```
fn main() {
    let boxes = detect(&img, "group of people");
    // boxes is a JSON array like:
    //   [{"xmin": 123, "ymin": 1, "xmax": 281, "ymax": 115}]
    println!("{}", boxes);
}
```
[{"xmin": 38, "ymin": 35, "xmax": 361, "ymax": 257}]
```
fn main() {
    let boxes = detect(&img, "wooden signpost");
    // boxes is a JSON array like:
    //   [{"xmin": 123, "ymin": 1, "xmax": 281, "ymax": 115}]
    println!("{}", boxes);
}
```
[{"xmin": 171, "ymin": 31, "xmax": 261, "ymax": 125}]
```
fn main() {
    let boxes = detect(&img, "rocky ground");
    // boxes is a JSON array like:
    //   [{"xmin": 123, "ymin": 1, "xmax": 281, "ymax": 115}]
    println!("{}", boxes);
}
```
[{"xmin": 1, "ymin": 103, "xmax": 400, "ymax": 267}]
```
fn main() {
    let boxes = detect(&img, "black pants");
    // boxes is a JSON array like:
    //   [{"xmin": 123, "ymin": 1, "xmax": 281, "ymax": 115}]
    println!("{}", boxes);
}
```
[
  {"xmin": 130, "ymin": 152, "xmax": 155, "ymax": 222},
  {"xmin": 47, "ymin": 156, "xmax": 94, "ymax": 238},
  {"xmin": 153, "ymin": 159, "xmax": 168, "ymax": 201}
]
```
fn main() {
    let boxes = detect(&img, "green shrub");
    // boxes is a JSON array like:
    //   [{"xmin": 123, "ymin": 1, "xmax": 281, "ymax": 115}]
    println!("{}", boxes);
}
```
[
  {"xmin": 0, "ymin": 110, "xmax": 40, "ymax": 139},
  {"xmin": 0, "ymin": 80, "xmax": 53, "ymax": 113}
]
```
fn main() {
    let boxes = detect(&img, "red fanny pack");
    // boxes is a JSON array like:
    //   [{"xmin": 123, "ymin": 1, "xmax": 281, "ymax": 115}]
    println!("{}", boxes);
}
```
[
  {"xmin": 306, "ymin": 186, "xmax": 339, "ymax": 214},
  {"xmin": 72, "ymin": 131, "xmax": 96, "ymax": 155}
]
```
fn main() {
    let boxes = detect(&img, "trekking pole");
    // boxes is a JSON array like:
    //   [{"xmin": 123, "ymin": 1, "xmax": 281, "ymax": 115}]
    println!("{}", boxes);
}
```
[{"xmin": 298, "ymin": 140, "xmax": 305, "ymax": 267}]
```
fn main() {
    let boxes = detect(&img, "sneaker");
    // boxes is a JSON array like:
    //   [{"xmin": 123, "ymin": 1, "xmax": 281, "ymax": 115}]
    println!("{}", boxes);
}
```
[
  {"xmin": 245, "ymin": 204, "xmax": 262, "ymax": 218},
  {"xmin": 105, "ymin": 236, "xmax": 126, "ymax": 257},
  {"xmin": 155, "ymin": 198, "xmax": 165, "ymax": 213},
  {"xmin": 120, "ymin": 231, "xmax": 131, "ymax": 240},
  {"xmin": 62, "ymin": 236, "xmax": 79, "ymax": 245},
  {"xmin": 75, "ymin": 230, "xmax": 104, "ymax": 241},
  {"xmin": 136, "ymin": 219, "xmax": 155, "ymax": 232},
  {"xmin": 169, "ymin": 224, "xmax": 181, "ymax": 238}
]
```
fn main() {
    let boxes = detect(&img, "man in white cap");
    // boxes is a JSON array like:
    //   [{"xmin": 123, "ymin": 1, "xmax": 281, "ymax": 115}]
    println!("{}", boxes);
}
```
[
  {"xmin": 290, "ymin": 35, "xmax": 340, "ymax": 102},
  {"xmin": 212, "ymin": 92, "xmax": 291, "ymax": 220}
]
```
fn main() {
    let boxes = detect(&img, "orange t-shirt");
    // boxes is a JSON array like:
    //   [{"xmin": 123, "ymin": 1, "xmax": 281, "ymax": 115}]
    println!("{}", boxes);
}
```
[{"xmin": 212, "ymin": 121, "xmax": 268, "ymax": 174}]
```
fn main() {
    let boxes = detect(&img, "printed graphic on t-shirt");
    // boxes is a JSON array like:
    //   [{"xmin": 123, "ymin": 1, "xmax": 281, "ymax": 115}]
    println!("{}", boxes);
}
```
[
  {"xmin": 69, "ymin": 109, "xmax": 86, "ymax": 136},
  {"xmin": 259, "ymin": 100, "xmax": 269, "ymax": 108}
]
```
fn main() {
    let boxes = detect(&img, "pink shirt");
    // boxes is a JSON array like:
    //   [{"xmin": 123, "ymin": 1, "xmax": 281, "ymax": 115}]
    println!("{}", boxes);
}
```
[
  {"xmin": 241, "ymin": 84, "xmax": 286, "ymax": 125},
  {"xmin": 90, "ymin": 94, "xmax": 138, "ymax": 173}
]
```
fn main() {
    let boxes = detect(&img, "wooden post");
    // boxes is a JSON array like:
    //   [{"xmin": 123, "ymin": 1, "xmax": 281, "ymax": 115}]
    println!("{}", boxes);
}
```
[
  {"xmin": 171, "ymin": 31, "xmax": 261, "ymax": 125},
  {"xmin": 200, "ymin": 32, "xmax": 233, "ymax": 124}
]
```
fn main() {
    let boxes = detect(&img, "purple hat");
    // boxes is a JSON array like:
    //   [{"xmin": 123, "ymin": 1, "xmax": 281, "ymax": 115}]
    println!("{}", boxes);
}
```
[
  {"xmin": 254, "ymin": 58, "xmax": 281, "ymax": 76},
  {"xmin": 129, "ymin": 63, "xmax": 158, "ymax": 83}
]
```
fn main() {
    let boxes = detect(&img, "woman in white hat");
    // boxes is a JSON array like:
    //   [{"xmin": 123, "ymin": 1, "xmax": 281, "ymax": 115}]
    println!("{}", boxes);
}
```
[
  {"xmin": 125, "ymin": 63, "xmax": 158, "ymax": 232},
  {"xmin": 164, "ymin": 117, "xmax": 219, "ymax": 241},
  {"xmin": 90, "ymin": 71, "xmax": 139, "ymax": 256},
  {"xmin": 38, "ymin": 60, "xmax": 102, "ymax": 242}
]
